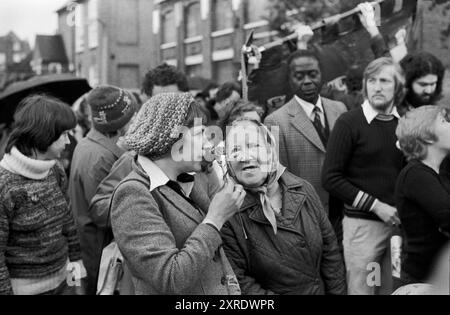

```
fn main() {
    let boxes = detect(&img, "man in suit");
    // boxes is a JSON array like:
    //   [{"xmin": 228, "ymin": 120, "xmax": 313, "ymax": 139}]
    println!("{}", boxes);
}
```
[{"xmin": 265, "ymin": 49, "xmax": 347, "ymax": 215}]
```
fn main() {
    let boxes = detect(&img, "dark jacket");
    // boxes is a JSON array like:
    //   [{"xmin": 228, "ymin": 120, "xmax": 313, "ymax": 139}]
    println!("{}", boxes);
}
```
[
  {"xmin": 222, "ymin": 171, "xmax": 346, "ymax": 295},
  {"xmin": 68, "ymin": 128, "xmax": 125, "ymax": 293}
]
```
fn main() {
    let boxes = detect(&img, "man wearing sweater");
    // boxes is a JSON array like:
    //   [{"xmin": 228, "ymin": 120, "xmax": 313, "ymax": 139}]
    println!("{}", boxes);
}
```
[{"xmin": 322, "ymin": 57, "xmax": 406, "ymax": 295}]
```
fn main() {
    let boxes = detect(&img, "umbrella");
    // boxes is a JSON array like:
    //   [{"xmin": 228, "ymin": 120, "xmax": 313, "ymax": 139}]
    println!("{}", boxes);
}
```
[
  {"xmin": 187, "ymin": 76, "xmax": 213, "ymax": 92},
  {"xmin": 0, "ymin": 74, "xmax": 92, "ymax": 124}
]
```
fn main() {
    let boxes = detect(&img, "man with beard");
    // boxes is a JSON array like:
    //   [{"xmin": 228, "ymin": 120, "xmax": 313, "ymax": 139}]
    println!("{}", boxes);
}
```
[
  {"xmin": 322, "ymin": 57, "xmax": 406, "ymax": 295},
  {"xmin": 398, "ymin": 52, "xmax": 446, "ymax": 115},
  {"xmin": 264, "ymin": 50, "xmax": 347, "ymax": 216},
  {"xmin": 398, "ymin": 52, "xmax": 450, "ymax": 183}
]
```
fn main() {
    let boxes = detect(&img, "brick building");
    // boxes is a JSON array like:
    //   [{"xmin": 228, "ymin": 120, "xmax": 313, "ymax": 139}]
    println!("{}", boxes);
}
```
[
  {"xmin": 57, "ymin": 0, "xmax": 154, "ymax": 90},
  {"xmin": 152, "ymin": 0, "xmax": 275, "ymax": 84}
]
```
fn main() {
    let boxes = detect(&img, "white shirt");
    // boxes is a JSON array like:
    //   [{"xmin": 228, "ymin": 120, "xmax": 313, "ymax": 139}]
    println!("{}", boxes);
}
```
[
  {"xmin": 137, "ymin": 155, "xmax": 194, "ymax": 197},
  {"xmin": 362, "ymin": 100, "xmax": 400, "ymax": 125},
  {"xmin": 295, "ymin": 95, "xmax": 325, "ymax": 126},
  {"xmin": 138, "ymin": 155, "xmax": 221, "ymax": 232}
]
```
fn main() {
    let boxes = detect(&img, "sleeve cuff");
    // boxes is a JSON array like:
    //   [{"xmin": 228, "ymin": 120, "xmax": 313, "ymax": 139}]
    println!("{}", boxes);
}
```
[
  {"xmin": 202, "ymin": 219, "xmax": 221, "ymax": 233},
  {"xmin": 352, "ymin": 191, "xmax": 377, "ymax": 212}
]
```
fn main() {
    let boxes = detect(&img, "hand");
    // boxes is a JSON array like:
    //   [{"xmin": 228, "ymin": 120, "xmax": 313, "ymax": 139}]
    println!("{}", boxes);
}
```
[
  {"xmin": 372, "ymin": 202, "xmax": 401, "ymax": 226},
  {"xmin": 293, "ymin": 23, "xmax": 314, "ymax": 50},
  {"xmin": 205, "ymin": 178, "xmax": 246, "ymax": 230},
  {"xmin": 358, "ymin": 2, "xmax": 380, "ymax": 37}
]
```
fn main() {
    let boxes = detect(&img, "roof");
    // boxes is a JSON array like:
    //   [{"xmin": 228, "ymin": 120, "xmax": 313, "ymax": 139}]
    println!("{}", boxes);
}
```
[
  {"xmin": 34, "ymin": 35, "xmax": 69, "ymax": 64},
  {"xmin": 56, "ymin": 0, "xmax": 84, "ymax": 13}
]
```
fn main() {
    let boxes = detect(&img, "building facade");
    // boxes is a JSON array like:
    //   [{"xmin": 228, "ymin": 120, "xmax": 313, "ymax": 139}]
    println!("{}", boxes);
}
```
[
  {"xmin": 152, "ymin": 0, "xmax": 274, "ymax": 84},
  {"xmin": 31, "ymin": 35, "xmax": 70, "ymax": 75},
  {"xmin": 57, "ymin": 0, "xmax": 154, "ymax": 90},
  {"xmin": 0, "ymin": 32, "xmax": 32, "ymax": 90}
]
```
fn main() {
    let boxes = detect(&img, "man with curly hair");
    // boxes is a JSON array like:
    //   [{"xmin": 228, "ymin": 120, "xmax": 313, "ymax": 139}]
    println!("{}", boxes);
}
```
[
  {"xmin": 141, "ymin": 63, "xmax": 189, "ymax": 102},
  {"xmin": 398, "ymin": 52, "xmax": 446, "ymax": 115}
]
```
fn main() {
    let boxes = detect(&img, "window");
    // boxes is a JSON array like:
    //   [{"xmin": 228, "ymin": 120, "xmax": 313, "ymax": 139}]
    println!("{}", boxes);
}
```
[
  {"xmin": 212, "ymin": 0, "xmax": 234, "ymax": 31},
  {"xmin": 185, "ymin": 2, "xmax": 201, "ymax": 38},
  {"xmin": 213, "ymin": 60, "xmax": 235, "ymax": 84},
  {"xmin": 245, "ymin": 0, "xmax": 269, "ymax": 23},
  {"xmin": 186, "ymin": 65, "xmax": 203, "ymax": 78},
  {"xmin": 75, "ymin": 3, "xmax": 85, "ymax": 53},
  {"xmin": 162, "ymin": 9, "xmax": 176, "ymax": 44},
  {"xmin": 13, "ymin": 53, "xmax": 22, "ymax": 63},
  {"xmin": 13, "ymin": 42, "xmax": 21, "ymax": 52},
  {"xmin": 88, "ymin": 0, "xmax": 99, "ymax": 49},
  {"xmin": 117, "ymin": 0, "xmax": 139, "ymax": 45},
  {"xmin": 89, "ymin": 64, "xmax": 99, "ymax": 87},
  {"xmin": 49, "ymin": 63, "xmax": 63, "ymax": 74}
]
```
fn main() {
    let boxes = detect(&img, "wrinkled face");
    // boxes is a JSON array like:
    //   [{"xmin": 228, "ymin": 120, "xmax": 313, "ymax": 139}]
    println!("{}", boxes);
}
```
[
  {"xmin": 366, "ymin": 65, "xmax": 397, "ymax": 111},
  {"xmin": 432, "ymin": 111, "xmax": 450, "ymax": 153},
  {"xmin": 289, "ymin": 56, "xmax": 322, "ymax": 104},
  {"xmin": 411, "ymin": 74, "xmax": 439, "ymax": 106},
  {"xmin": 226, "ymin": 121, "xmax": 270, "ymax": 188},
  {"xmin": 45, "ymin": 131, "xmax": 71, "ymax": 160},
  {"xmin": 172, "ymin": 125, "xmax": 210, "ymax": 173}
]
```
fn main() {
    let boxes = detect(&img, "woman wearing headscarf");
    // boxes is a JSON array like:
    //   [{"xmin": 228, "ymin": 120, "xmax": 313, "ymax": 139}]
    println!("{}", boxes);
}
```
[{"xmin": 221, "ymin": 118, "xmax": 346, "ymax": 295}]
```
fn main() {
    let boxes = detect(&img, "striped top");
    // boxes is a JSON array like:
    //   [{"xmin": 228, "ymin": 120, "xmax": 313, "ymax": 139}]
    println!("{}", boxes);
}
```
[{"xmin": 0, "ymin": 158, "xmax": 81, "ymax": 295}]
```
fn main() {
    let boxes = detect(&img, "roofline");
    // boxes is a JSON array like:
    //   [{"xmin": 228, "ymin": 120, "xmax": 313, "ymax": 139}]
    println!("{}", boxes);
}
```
[{"xmin": 56, "ymin": 0, "xmax": 84, "ymax": 14}]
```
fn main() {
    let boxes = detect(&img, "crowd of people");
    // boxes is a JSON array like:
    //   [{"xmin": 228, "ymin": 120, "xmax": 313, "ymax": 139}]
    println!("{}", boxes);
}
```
[{"xmin": 0, "ymin": 4, "xmax": 449, "ymax": 296}]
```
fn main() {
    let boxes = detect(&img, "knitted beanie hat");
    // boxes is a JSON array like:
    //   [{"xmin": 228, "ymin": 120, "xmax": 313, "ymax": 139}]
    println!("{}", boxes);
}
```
[
  {"xmin": 88, "ymin": 85, "xmax": 137, "ymax": 134},
  {"xmin": 125, "ymin": 92, "xmax": 195, "ymax": 159}
]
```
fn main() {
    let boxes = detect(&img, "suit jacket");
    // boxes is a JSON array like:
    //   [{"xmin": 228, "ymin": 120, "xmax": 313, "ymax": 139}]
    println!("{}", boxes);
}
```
[
  {"xmin": 265, "ymin": 97, "xmax": 347, "ymax": 212},
  {"xmin": 110, "ymin": 158, "xmax": 238, "ymax": 295}
]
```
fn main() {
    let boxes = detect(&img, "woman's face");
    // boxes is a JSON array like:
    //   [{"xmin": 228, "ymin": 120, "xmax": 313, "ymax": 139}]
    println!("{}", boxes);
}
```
[
  {"xmin": 227, "ymin": 121, "xmax": 270, "ymax": 188},
  {"xmin": 45, "ymin": 131, "xmax": 71, "ymax": 160},
  {"xmin": 432, "ymin": 111, "xmax": 450, "ymax": 152}
]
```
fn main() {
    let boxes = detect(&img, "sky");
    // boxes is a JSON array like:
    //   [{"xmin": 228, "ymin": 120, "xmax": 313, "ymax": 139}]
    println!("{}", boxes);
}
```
[{"xmin": 0, "ymin": 0, "xmax": 69, "ymax": 46}]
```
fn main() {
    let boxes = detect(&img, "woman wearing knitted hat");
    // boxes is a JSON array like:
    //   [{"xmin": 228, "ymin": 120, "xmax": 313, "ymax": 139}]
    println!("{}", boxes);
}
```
[
  {"xmin": 110, "ymin": 92, "xmax": 245, "ymax": 295},
  {"xmin": 221, "ymin": 118, "xmax": 346, "ymax": 295}
]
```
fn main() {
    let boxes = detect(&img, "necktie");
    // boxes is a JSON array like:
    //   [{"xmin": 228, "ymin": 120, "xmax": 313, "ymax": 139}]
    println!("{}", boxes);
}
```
[{"xmin": 312, "ymin": 106, "xmax": 328, "ymax": 146}]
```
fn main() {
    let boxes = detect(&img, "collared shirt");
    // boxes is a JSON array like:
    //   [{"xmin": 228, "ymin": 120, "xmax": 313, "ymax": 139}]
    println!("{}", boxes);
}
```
[
  {"xmin": 137, "ymin": 155, "xmax": 221, "ymax": 232},
  {"xmin": 295, "ymin": 95, "xmax": 325, "ymax": 126},
  {"xmin": 137, "ymin": 155, "xmax": 194, "ymax": 197},
  {"xmin": 362, "ymin": 100, "xmax": 400, "ymax": 124}
]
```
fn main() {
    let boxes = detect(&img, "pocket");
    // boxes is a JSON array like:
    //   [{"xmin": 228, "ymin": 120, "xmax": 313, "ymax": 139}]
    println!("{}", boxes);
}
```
[{"xmin": 343, "ymin": 218, "xmax": 367, "ymax": 246}]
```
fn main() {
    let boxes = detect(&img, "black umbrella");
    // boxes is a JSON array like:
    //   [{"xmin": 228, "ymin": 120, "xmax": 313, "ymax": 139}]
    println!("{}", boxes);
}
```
[{"xmin": 0, "ymin": 74, "xmax": 92, "ymax": 124}]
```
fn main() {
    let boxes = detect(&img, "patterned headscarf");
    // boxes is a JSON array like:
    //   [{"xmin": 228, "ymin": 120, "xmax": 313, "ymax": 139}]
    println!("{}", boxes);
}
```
[{"xmin": 226, "ymin": 118, "xmax": 286, "ymax": 234}]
